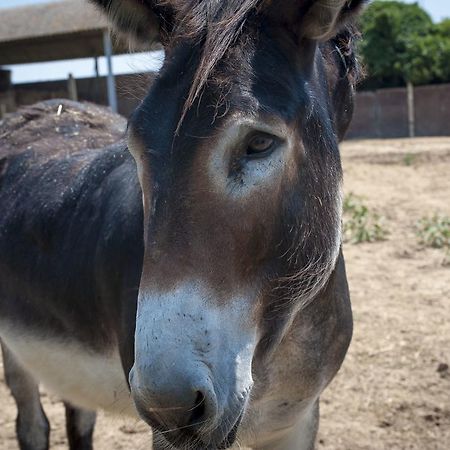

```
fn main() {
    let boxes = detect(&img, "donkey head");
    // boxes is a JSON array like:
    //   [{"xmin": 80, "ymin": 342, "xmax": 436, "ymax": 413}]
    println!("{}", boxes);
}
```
[{"xmin": 92, "ymin": 1, "xmax": 366, "ymax": 448}]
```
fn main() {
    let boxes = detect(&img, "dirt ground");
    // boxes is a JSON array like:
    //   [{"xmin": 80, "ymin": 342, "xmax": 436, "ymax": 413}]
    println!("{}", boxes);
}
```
[{"xmin": 1, "ymin": 137, "xmax": 449, "ymax": 450}]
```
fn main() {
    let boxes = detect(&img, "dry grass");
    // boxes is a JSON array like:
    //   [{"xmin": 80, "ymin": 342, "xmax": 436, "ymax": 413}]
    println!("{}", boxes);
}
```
[{"xmin": 319, "ymin": 138, "xmax": 450, "ymax": 450}]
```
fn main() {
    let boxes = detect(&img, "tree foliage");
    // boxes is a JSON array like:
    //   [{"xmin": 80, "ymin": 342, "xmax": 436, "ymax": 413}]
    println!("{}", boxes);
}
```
[{"xmin": 359, "ymin": 1, "xmax": 450, "ymax": 88}]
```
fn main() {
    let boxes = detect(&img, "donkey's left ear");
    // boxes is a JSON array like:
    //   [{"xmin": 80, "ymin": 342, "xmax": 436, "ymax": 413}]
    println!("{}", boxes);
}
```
[
  {"xmin": 89, "ymin": 0, "xmax": 174, "ymax": 46},
  {"xmin": 265, "ymin": 0, "xmax": 369, "ymax": 42},
  {"xmin": 303, "ymin": 0, "xmax": 369, "ymax": 41}
]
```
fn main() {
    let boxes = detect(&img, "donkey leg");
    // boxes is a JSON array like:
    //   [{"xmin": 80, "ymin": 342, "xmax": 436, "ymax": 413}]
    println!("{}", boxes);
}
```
[
  {"xmin": 1, "ymin": 342, "xmax": 50, "ymax": 450},
  {"xmin": 64, "ymin": 402, "xmax": 96, "ymax": 450}
]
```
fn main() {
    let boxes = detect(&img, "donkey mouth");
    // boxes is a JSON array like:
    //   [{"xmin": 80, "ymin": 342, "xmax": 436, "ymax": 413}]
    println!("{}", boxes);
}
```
[
  {"xmin": 154, "ymin": 410, "xmax": 244, "ymax": 450},
  {"xmin": 217, "ymin": 411, "xmax": 243, "ymax": 449}
]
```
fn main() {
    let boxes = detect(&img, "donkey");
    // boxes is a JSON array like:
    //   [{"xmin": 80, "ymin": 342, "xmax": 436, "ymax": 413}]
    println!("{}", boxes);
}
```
[{"xmin": 0, "ymin": 1, "xmax": 367, "ymax": 449}]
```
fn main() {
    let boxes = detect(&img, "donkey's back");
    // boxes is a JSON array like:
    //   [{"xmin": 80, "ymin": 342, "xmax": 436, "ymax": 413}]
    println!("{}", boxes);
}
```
[{"xmin": 0, "ymin": 101, "xmax": 144, "ymax": 448}]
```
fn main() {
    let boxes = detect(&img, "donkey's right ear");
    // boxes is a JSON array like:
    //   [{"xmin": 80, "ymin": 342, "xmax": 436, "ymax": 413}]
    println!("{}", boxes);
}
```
[{"xmin": 89, "ymin": 0, "xmax": 174, "ymax": 46}]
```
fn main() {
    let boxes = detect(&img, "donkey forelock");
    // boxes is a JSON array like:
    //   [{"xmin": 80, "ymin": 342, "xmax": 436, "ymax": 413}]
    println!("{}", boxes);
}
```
[{"xmin": 161, "ymin": 0, "xmax": 261, "ymax": 118}]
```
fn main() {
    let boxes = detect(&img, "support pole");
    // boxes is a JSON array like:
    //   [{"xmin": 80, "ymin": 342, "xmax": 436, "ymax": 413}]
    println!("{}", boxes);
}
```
[
  {"xmin": 67, "ymin": 73, "xmax": 78, "ymax": 101},
  {"xmin": 94, "ymin": 57, "xmax": 100, "ymax": 78},
  {"xmin": 103, "ymin": 30, "xmax": 118, "ymax": 113},
  {"xmin": 407, "ymin": 81, "xmax": 415, "ymax": 138}
]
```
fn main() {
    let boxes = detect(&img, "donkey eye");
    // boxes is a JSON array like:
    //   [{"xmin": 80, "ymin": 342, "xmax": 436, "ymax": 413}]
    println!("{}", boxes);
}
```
[{"xmin": 246, "ymin": 134, "xmax": 277, "ymax": 158}]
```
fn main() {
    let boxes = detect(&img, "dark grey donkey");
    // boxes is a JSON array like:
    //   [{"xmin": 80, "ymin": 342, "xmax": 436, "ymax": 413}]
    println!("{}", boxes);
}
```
[{"xmin": 0, "ymin": 1, "xmax": 368, "ymax": 449}]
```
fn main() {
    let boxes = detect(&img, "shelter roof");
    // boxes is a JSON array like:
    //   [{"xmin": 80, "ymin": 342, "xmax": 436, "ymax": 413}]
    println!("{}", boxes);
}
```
[
  {"xmin": 0, "ymin": 0, "xmax": 107, "ymax": 44},
  {"xmin": 0, "ymin": 0, "xmax": 152, "ymax": 65}
]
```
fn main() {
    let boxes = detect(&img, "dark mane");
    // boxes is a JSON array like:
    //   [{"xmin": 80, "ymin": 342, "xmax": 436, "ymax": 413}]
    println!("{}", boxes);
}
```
[{"xmin": 160, "ymin": 0, "xmax": 262, "ymax": 120}]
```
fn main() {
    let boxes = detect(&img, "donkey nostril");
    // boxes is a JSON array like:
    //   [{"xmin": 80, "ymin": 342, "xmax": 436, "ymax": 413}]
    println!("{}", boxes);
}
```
[{"xmin": 189, "ymin": 391, "xmax": 206, "ymax": 426}]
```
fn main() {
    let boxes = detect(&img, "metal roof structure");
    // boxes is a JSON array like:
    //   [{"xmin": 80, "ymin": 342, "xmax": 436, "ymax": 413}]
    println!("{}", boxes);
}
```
[
  {"xmin": 0, "ymin": 0, "xmax": 157, "ymax": 112},
  {"xmin": 0, "ymin": 0, "xmax": 142, "ymax": 65}
]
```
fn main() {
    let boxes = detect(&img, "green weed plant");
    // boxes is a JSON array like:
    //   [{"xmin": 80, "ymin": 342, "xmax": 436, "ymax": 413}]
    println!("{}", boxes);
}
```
[
  {"xmin": 343, "ymin": 193, "xmax": 388, "ymax": 244},
  {"xmin": 416, "ymin": 214, "xmax": 450, "ymax": 265}
]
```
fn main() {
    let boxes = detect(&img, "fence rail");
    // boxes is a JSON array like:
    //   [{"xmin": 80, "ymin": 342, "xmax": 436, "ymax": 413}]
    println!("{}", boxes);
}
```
[{"xmin": 347, "ymin": 83, "xmax": 450, "ymax": 139}]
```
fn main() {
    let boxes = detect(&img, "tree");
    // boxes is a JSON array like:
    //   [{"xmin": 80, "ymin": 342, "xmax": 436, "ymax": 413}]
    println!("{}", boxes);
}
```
[
  {"xmin": 359, "ymin": 1, "xmax": 450, "ymax": 88},
  {"xmin": 435, "ymin": 19, "xmax": 450, "ymax": 82},
  {"xmin": 403, "ymin": 33, "xmax": 446, "ymax": 85},
  {"xmin": 437, "ymin": 19, "xmax": 450, "ymax": 38}
]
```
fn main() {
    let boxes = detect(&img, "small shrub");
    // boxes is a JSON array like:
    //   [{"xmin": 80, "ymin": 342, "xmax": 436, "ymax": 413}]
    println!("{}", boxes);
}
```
[
  {"xmin": 416, "ymin": 214, "xmax": 450, "ymax": 253},
  {"xmin": 343, "ymin": 193, "xmax": 388, "ymax": 244},
  {"xmin": 403, "ymin": 153, "xmax": 416, "ymax": 166}
]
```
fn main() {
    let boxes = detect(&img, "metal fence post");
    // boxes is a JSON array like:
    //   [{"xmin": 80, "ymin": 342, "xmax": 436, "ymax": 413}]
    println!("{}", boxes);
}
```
[
  {"xmin": 67, "ymin": 73, "xmax": 78, "ymax": 101},
  {"xmin": 103, "ymin": 30, "xmax": 118, "ymax": 113},
  {"xmin": 407, "ymin": 82, "xmax": 415, "ymax": 138}
]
